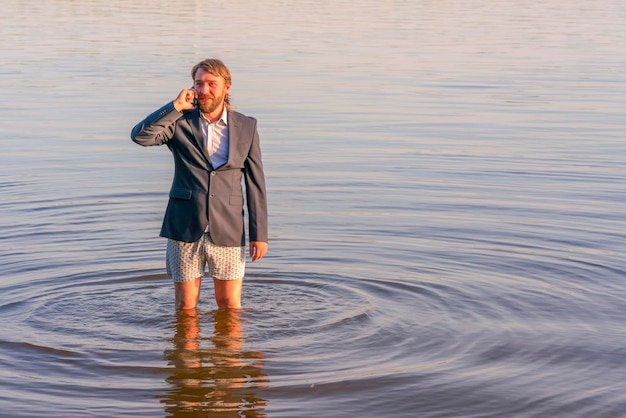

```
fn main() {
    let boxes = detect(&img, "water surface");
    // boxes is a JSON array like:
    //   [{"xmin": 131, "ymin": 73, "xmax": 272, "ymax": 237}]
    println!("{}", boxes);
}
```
[{"xmin": 1, "ymin": 1, "xmax": 625, "ymax": 417}]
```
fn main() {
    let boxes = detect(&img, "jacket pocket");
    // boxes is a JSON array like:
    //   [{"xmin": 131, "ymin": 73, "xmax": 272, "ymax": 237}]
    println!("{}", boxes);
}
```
[
  {"xmin": 229, "ymin": 195, "xmax": 244, "ymax": 206},
  {"xmin": 169, "ymin": 187, "xmax": 192, "ymax": 200}
]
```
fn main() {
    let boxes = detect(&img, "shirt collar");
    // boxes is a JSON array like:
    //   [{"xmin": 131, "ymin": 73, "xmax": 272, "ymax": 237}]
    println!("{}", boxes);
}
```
[{"xmin": 200, "ymin": 106, "xmax": 228, "ymax": 125}]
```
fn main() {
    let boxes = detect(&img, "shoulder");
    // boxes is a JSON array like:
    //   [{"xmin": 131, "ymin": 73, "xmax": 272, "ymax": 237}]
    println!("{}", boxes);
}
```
[{"xmin": 229, "ymin": 110, "xmax": 257, "ymax": 125}]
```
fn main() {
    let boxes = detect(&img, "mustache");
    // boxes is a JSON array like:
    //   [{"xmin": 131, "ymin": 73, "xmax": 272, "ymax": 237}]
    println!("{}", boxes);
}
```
[{"xmin": 197, "ymin": 94, "xmax": 215, "ymax": 99}]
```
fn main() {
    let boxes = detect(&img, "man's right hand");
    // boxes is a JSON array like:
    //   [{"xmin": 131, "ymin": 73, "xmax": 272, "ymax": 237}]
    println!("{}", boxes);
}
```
[{"xmin": 173, "ymin": 88, "xmax": 197, "ymax": 112}]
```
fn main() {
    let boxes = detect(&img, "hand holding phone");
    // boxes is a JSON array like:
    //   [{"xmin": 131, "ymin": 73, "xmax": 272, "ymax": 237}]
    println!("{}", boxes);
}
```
[{"xmin": 173, "ymin": 88, "xmax": 197, "ymax": 111}]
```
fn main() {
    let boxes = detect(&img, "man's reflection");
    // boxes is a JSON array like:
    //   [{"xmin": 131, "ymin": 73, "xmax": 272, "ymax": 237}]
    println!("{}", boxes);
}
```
[{"xmin": 161, "ymin": 309, "xmax": 268, "ymax": 417}]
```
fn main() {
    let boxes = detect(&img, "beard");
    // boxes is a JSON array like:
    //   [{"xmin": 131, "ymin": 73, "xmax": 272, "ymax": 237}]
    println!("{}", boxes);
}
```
[{"xmin": 198, "ymin": 92, "xmax": 225, "ymax": 115}]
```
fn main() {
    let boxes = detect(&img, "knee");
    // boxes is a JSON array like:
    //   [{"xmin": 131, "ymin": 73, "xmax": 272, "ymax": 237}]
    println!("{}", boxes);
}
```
[
  {"xmin": 177, "ymin": 301, "xmax": 197, "ymax": 311},
  {"xmin": 176, "ymin": 291, "xmax": 199, "ymax": 310},
  {"xmin": 174, "ymin": 278, "xmax": 201, "ymax": 311},
  {"xmin": 215, "ymin": 296, "xmax": 241, "ymax": 309}
]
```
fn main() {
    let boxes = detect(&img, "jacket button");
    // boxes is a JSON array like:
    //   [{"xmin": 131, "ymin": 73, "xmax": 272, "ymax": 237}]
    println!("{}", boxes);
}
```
[
  {"xmin": 210, "ymin": 193, "xmax": 215, "ymax": 198},
  {"xmin": 211, "ymin": 171, "xmax": 217, "ymax": 176}
]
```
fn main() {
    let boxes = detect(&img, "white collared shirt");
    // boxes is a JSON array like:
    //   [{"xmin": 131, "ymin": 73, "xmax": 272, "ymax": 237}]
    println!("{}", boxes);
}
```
[{"xmin": 200, "ymin": 107, "xmax": 229, "ymax": 168}]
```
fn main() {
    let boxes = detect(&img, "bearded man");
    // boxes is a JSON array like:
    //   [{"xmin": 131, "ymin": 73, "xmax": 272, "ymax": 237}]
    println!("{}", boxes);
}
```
[{"xmin": 131, "ymin": 58, "xmax": 268, "ymax": 310}]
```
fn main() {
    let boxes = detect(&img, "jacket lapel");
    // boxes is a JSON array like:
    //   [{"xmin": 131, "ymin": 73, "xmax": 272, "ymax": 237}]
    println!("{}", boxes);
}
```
[
  {"xmin": 186, "ymin": 109, "xmax": 213, "ymax": 166},
  {"xmin": 226, "ymin": 112, "xmax": 243, "ymax": 168}
]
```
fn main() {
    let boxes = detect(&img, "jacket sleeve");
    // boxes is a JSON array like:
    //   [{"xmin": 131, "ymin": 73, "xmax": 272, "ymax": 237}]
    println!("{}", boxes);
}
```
[
  {"xmin": 131, "ymin": 102, "xmax": 182, "ymax": 146},
  {"xmin": 244, "ymin": 118, "xmax": 269, "ymax": 243}
]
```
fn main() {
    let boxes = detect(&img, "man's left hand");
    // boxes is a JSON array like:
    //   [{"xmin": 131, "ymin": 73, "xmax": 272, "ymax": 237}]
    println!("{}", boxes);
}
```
[{"xmin": 250, "ymin": 241, "xmax": 268, "ymax": 261}]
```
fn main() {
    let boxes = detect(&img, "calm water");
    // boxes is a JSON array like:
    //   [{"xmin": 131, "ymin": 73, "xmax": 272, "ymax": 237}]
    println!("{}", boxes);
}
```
[{"xmin": 1, "ymin": 0, "xmax": 626, "ymax": 417}]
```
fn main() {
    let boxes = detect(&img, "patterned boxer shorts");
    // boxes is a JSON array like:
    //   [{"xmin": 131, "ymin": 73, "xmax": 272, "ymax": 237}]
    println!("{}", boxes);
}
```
[{"xmin": 166, "ymin": 232, "xmax": 246, "ymax": 282}]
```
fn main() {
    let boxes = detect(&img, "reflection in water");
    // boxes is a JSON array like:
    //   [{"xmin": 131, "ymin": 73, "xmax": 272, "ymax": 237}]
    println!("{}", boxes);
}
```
[{"xmin": 161, "ymin": 309, "xmax": 268, "ymax": 417}]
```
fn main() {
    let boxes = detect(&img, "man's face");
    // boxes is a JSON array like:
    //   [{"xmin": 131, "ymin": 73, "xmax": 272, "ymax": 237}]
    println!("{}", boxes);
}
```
[{"xmin": 193, "ymin": 68, "xmax": 230, "ymax": 115}]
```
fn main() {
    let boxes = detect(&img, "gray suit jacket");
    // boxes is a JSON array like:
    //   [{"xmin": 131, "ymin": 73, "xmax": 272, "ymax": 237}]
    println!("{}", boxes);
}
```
[{"xmin": 131, "ymin": 102, "xmax": 268, "ymax": 246}]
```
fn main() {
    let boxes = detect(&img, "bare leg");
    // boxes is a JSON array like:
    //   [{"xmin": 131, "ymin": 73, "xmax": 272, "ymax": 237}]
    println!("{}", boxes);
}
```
[
  {"xmin": 213, "ymin": 278, "xmax": 243, "ymax": 309},
  {"xmin": 175, "ymin": 277, "xmax": 202, "ymax": 310}
]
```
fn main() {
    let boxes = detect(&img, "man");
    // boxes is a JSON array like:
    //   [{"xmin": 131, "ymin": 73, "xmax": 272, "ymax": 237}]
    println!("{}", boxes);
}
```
[{"xmin": 131, "ymin": 58, "xmax": 268, "ymax": 310}]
